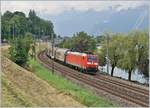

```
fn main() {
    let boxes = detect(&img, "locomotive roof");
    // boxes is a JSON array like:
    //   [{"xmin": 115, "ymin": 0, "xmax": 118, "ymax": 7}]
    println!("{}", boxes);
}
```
[
  {"xmin": 54, "ymin": 47, "xmax": 96, "ymax": 56},
  {"xmin": 55, "ymin": 47, "xmax": 68, "ymax": 51},
  {"xmin": 67, "ymin": 51, "xmax": 87, "ymax": 56}
]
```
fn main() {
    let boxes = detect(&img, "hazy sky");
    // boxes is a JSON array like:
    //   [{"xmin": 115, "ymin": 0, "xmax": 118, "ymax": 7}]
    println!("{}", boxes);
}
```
[{"xmin": 1, "ymin": 1, "xmax": 148, "ymax": 18}]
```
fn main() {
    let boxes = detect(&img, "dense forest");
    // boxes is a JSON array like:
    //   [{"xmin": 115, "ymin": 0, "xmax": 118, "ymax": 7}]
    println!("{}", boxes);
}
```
[{"xmin": 1, "ymin": 10, "xmax": 54, "ymax": 41}]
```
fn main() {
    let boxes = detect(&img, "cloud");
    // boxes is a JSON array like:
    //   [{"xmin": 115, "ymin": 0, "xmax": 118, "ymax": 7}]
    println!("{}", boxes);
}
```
[
  {"xmin": 103, "ymin": 20, "xmax": 109, "ymax": 24},
  {"xmin": 1, "ymin": 1, "xmax": 148, "ymax": 17}
]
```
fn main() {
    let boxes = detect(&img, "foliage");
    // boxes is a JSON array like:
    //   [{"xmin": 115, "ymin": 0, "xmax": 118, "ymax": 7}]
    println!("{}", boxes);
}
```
[
  {"xmin": 117, "ymin": 30, "xmax": 149, "ymax": 80},
  {"xmin": 97, "ymin": 33, "xmax": 125, "ymax": 76},
  {"xmin": 9, "ymin": 35, "xmax": 33, "ymax": 66},
  {"xmin": 130, "ymin": 30, "xmax": 149, "ymax": 78},
  {"xmin": 96, "ymin": 48, "xmax": 106, "ymax": 66},
  {"xmin": 24, "ymin": 33, "xmax": 33, "ymax": 52},
  {"xmin": 117, "ymin": 35, "xmax": 137, "ymax": 80},
  {"xmin": 1, "ymin": 11, "xmax": 13, "ymax": 40},
  {"xmin": 9, "ymin": 14, "xmax": 28, "ymax": 36},
  {"xmin": 98, "ymin": 30, "xmax": 149, "ymax": 81},
  {"xmin": 95, "ymin": 35, "xmax": 106, "ymax": 44},
  {"xmin": 1, "ymin": 10, "xmax": 54, "ymax": 40},
  {"xmin": 59, "ymin": 31, "xmax": 96, "ymax": 52},
  {"xmin": 28, "ymin": 10, "xmax": 54, "ymax": 37}
]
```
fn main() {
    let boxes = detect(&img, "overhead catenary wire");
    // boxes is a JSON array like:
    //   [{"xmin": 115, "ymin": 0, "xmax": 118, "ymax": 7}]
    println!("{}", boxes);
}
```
[{"xmin": 132, "ymin": 9, "xmax": 147, "ymax": 30}]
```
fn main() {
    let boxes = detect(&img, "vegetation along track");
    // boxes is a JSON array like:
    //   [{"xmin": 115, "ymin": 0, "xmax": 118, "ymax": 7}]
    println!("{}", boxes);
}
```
[{"xmin": 38, "ymin": 50, "xmax": 149, "ymax": 107}]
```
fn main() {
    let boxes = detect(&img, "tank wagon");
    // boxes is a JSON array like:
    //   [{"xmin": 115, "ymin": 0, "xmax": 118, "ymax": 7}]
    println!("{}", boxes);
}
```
[{"xmin": 47, "ymin": 47, "xmax": 98, "ymax": 73}]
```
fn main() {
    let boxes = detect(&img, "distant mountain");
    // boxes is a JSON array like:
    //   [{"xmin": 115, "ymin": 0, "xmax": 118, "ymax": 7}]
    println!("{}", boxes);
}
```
[{"xmin": 49, "ymin": 6, "xmax": 148, "ymax": 36}]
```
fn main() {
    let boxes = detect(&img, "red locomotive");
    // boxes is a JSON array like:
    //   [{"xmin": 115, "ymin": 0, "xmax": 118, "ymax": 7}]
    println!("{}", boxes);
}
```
[{"xmin": 47, "ymin": 47, "xmax": 98, "ymax": 73}]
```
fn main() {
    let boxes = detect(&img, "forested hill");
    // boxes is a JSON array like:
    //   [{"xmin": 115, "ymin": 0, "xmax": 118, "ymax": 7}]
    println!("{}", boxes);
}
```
[{"xmin": 1, "ymin": 10, "xmax": 54, "ymax": 40}]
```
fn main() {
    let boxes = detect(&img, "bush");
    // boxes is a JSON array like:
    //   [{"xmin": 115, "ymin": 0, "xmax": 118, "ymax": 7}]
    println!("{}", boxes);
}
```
[{"xmin": 9, "ymin": 34, "xmax": 33, "ymax": 66}]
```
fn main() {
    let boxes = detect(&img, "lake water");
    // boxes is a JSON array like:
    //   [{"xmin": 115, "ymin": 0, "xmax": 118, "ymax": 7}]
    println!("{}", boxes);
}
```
[{"xmin": 99, "ymin": 65, "xmax": 148, "ymax": 84}]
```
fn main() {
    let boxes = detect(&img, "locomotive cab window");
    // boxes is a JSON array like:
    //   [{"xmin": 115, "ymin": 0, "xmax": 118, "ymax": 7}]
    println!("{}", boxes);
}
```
[{"xmin": 88, "ymin": 56, "xmax": 97, "ymax": 62}]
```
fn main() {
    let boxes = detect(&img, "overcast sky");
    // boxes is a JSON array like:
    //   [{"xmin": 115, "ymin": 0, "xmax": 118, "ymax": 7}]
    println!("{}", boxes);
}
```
[
  {"xmin": 1, "ymin": 1, "xmax": 149, "ymax": 36},
  {"xmin": 1, "ymin": 1, "xmax": 148, "ymax": 18}
]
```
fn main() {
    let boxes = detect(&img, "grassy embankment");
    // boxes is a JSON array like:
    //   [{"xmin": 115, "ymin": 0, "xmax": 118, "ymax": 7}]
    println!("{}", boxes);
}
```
[
  {"xmin": 29, "ymin": 57, "xmax": 116, "ymax": 107},
  {"xmin": 1, "ymin": 77, "xmax": 34, "ymax": 107},
  {"xmin": 1, "ymin": 42, "xmax": 116, "ymax": 106},
  {"xmin": 1, "ymin": 55, "xmax": 83, "ymax": 107}
]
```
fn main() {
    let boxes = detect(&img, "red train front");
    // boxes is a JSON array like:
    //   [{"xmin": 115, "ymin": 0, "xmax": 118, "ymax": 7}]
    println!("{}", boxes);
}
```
[{"xmin": 65, "ymin": 51, "xmax": 98, "ymax": 73}]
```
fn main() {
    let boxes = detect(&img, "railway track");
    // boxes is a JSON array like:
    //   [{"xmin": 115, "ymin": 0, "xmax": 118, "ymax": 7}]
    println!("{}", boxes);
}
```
[
  {"xmin": 95, "ymin": 74, "xmax": 149, "ymax": 96},
  {"xmin": 38, "ymin": 50, "xmax": 149, "ymax": 107}
]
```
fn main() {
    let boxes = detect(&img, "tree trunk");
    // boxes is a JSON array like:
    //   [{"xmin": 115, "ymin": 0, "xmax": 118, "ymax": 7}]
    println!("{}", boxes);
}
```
[
  {"xmin": 111, "ymin": 66, "xmax": 115, "ymax": 76},
  {"xmin": 128, "ymin": 69, "xmax": 132, "ymax": 81}
]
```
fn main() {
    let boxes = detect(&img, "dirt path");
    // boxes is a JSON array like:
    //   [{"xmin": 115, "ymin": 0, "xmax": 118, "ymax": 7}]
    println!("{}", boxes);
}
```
[{"xmin": 1, "ymin": 56, "xmax": 83, "ymax": 107}]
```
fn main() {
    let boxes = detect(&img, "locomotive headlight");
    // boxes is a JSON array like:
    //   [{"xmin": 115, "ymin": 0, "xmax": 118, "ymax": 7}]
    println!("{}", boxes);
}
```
[
  {"xmin": 87, "ymin": 62, "xmax": 91, "ymax": 64},
  {"xmin": 94, "ymin": 63, "xmax": 98, "ymax": 65}
]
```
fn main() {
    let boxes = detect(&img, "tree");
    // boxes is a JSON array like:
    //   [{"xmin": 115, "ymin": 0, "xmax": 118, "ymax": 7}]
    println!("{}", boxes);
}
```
[
  {"xmin": 9, "ymin": 14, "xmax": 27, "ymax": 36},
  {"xmin": 2, "ymin": 10, "xmax": 54, "ymax": 41},
  {"xmin": 23, "ymin": 32, "xmax": 33, "ymax": 52},
  {"xmin": 59, "ymin": 31, "xmax": 96, "ymax": 52},
  {"xmin": 1, "ymin": 17, "xmax": 10, "ymax": 40},
  {"xmin": 2, "ymin": 11, "xmax": 28, "ymax": 40},
  {"xmin": 14, "ymin": 11, "xmax": 26, "ymax": 17},
  {"xmin": 95, "ymin": 35, "xmax": 106, "ymax": 44},
  {"xmin": 98, "ymin": 30, "xmax": 149, "ymax": 81},
  {"xmin": 109, "ymin": 34, "xmax": 125, "ymax": 76},
  {"xmin": 117, "ymin": 35, "xmax": 137, "ymax": 81},
  {"xmin": 28, "ymin": 10, "xmax": 36, "ymax": 20},
  {"xmin": 59, "ymin": 37, "xmax": 72, "ymax": 48},
  {"xmin": 28, "ymin": 10, "xmax": 54, "ymax": 38},
  {"xmin": 9, "ymin": 34, "xmax": 33, "ymax": 66},
  {"xmin": 9, "ymin": 38, "xmax": 27, "ymax": 66},
  {"xmin": 97, "ymin": 33, "xmax": 125, "ymax": 76},
  {"xmin": 1, "ymin": 11, "xmax": 13, "ymax": 40},
  {"xmin": 96, "ymin": 47, "xmax": 106, "ymax": 66},
  {"xmin": 131, "ymin": 30, "xmax": 149, "ymax": 79},
  {"xmin": 118, "ymin": 30, "xmax": 149, "ymax": 81},
  {"xmin": 3, "ymin": 11, "xmax": 13, "ymax": 20}
]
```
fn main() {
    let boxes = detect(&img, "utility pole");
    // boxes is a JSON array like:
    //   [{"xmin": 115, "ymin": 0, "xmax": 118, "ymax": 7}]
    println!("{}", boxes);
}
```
[
  {"xmin": 39, "ymin": 27, "xmax": 41, "ymax": 51},
  {"xmin": 132, "ymin": 9, "xmax": 147, "ymax": 30},
  {"xmin": 106, "ymin": 33, "xmax": 109, "ymax": 74},
  {"xmin": 32, "ymin": 35, "xmax": 36, "ymax": 60},
  {"xmin": 13, "ymin": 23, "xmax": 16, "ymax": 47},
  {"xmin": 9, "ymin": 25, "xmax": 11, "ymax": 39},
  {"xmin": 51, "ymin": 32, "xmax": 54, "ymax": 74},
  {"xmin": 13, "ymin": 23, "xmax": 15, "ymax": 40}
]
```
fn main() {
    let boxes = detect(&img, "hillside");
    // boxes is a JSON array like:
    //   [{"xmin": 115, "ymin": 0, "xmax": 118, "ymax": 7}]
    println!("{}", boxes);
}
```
[{"xmin": 1, "ymin": 55, "xmax": 83, "ymax": 107}]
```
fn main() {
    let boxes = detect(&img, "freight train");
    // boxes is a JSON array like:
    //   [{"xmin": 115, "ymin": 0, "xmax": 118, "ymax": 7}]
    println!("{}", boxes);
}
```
[{"xmin": 46, "ymin": 47, "xmax": 99, "ymax": 74}]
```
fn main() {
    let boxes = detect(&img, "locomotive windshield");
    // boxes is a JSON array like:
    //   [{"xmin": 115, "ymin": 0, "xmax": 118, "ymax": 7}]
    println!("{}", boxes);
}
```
[{"xmin": 88, "ymin": 56, "xmax": 97, "ymax": 62}]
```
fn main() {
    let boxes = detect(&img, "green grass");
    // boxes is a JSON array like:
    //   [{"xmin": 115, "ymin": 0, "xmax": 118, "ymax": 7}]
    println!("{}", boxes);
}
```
[{"xmin": 29, "ymin": 58, "xmax": 116, "ymax": 107}]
